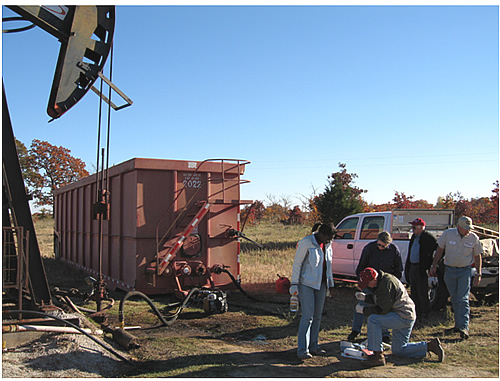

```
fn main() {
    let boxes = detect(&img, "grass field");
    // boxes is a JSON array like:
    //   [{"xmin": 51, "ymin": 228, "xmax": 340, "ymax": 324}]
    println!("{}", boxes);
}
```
[{"xmin": 33, "ymin": 218, "xmax": 498, "ymax": 377}]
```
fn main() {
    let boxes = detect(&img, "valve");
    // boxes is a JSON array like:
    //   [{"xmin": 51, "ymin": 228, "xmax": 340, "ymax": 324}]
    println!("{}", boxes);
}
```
[
  {"xmin": 225, "ymin": 228, "xmax": 263, "ymax": 248},
  {"xmin": 181, "ymin": 264, "xmax": 192, "ymax": 276}
]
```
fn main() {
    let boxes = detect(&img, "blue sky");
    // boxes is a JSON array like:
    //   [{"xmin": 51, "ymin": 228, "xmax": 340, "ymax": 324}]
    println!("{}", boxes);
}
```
[{"xmin": 2, "ymin": 5, "xmax": 499, "ymax": 208}]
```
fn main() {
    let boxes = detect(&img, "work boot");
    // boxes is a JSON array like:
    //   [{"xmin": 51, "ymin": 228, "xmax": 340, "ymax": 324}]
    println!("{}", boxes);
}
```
[
  {"xmin": 459, "ymin": 329, "xmax": 469, "ymax": 340},
  {"xmin": 427, "ymin": 338, "xmax": 445, "ymax": 362},
  {"xmin": 365, "ymin": 351, "xmax": 386, "ymax": 367},
  {"xmin": 297, "ymin": 352, "xmax": 312, "ymax": 360},
  {"xmin": 310, "ymin": 348, "xmax": 327, "ymax": 356},
  {"xmin": 347, "ymin": 330, "xmax": 360, "ymax": 341}
]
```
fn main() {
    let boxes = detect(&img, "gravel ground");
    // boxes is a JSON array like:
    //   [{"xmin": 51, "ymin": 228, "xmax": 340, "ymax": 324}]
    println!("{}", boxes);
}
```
[{"xmin": 2, "ymin": 332, "xmax": 129, "ymax": 378}]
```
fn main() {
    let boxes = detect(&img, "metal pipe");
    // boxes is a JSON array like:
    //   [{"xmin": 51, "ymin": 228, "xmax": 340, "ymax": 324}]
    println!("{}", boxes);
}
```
[
  {"xmin": 3, "ymin": 325, "xmax": 102, "ymax": 335},
  {"xmin": 3, "ymin": 310, "xmax": 132, "ymax": 364}
]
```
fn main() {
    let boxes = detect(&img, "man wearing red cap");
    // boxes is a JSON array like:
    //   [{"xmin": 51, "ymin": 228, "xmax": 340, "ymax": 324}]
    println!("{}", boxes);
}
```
[
  {"xmin": 356, "ymin": 267, "xmax": 444, "ymax": 366},
  {"xmin": 347, "ymin": 231, "xmax": 403, "ymax": 343},
  {"xmin": 405, "ymin": 218, "xmax": 438, "ymax": 321}
]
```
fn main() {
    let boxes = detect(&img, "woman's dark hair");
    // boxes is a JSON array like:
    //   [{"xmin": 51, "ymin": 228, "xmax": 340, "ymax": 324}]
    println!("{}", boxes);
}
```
[
  {"xmin": 311, "ymin": 222, "xmax": 322, "ymax": 233},
  {"xmin": 312, "ymin": 222, "xmax": 337, "ymax": 235}
]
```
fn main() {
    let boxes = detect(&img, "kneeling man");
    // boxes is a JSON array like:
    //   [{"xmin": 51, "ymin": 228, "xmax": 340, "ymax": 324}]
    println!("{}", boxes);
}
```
[{"xmin": 355, "ymin": 267, "xmax": 444, "ymax": 366}]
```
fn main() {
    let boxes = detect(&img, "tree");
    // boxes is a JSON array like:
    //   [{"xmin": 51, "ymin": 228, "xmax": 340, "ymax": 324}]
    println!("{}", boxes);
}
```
[
  {"xmin": 241, "ymin": 200, "xmax": 266, "ymax": 226},
  {"xmin": 491, "ymin": 180, "xmax": 499, "ymax": 212},
  {"xmin": 314, "ymin": 163, "xmax": 366, "ymax": 225},
  {"xmin": 282, "ymin": 206, "xmax": 304, "ymax": 225},
  {"xmin": 22, "ymin": 139, "xmax": 89, "ymax": 207},
  {"xmin": 260, "ymin": 195, "xmax": 290, "ymax": 223},
  {"xmin": 392, "ymin": 191, "xmax": 434, "ymax": 209},
  {"xmin": 435, "ymin": 192, "xmax": 464, "ymax": 209},
  {"xmin": 392, "ymin": 191, "xmax": 415, "ymax": 209},
  {"xmin": 16, "ymin": 139, "xmax": 38, "ymax": 189}
]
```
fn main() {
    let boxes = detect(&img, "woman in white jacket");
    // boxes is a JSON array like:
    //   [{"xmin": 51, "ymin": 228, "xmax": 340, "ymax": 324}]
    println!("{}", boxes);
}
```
[{"xmin": 289, "ymin": 222, "xmax": 336, "ymax": 360}]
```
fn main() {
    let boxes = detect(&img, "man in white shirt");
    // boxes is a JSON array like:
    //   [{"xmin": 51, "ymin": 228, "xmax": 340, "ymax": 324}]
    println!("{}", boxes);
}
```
[{"xmin": 430, "ymin": 216, "xmax": 482, "ymax": 340}]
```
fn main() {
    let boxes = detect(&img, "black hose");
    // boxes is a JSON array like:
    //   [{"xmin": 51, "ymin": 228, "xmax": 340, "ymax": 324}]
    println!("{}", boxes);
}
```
[
  {"xmin": 219, "ymin": 268, "xmax": 261, "ymax": 302},
  {"xmin": 219, "ymin": 267, "xmax": 291, "ymax": 307},
  {"xmin": 118, "ymin": 288, "xmax": 199, "ymax": 328},
  {"xmin": 62, "ymin": 295, "xmax": 115, "ymax": 317},
  {"xmin": 3, "ymin": 309, "xmax": 132, "ymax": 364}
]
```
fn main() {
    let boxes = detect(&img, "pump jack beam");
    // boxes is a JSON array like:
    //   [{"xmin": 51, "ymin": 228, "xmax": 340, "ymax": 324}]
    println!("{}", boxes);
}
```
[{"xmin": 6, "ymin": 5, "xmax": 115, "ymax": 120}]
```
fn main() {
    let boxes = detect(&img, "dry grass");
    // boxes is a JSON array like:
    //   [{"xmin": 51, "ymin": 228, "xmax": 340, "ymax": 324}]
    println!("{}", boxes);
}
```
[
  {"xmin": 240, "ymin": 222, "xmax": 309, "ymax": 284},
  {"xmin": 33, "ymin": 216, "xmax": 54, "ymax": 258}
]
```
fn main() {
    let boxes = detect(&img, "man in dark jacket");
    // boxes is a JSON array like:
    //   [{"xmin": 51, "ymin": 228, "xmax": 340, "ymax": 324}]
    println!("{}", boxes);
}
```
[
  {"xmin": 405, "ymin": 218, "xmax": 438, "ymax": 321},
  {"xmin": 347, "ymin": 231, "xmax": 403, "ymax": 342},
  {"xmin": 356, "ymin": 267, "xmax": 444, "ymax": 367}
]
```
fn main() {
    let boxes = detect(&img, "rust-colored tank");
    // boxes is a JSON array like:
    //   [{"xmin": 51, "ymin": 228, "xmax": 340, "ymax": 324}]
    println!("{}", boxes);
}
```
[{"xmin": 53, "ymin": 158, "xmax": 251, "ymax": 296}]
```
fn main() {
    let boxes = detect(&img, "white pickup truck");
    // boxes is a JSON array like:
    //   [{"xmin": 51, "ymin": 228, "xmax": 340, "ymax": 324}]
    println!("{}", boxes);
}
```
[{"xmin": 331, "ymin": 209, "xmax": 454, "ymax": 283}]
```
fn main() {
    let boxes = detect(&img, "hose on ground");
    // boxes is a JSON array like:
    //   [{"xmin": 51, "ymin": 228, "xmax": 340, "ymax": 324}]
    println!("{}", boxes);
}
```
[
  {"xmin": 61, "ymin": 295, "xmax": 115, "ymax": 318},
  {"xmin": 218, "ymin": 267, "xmax": 261, "ymax": 302},
  {"xmin": 219, "ymin": 267, "xmax": 291, "ymax": 308},
  {"xmin": 3, "ymin": 309, "xmax": 132, "ymax": 364},
  {"xmin": 118, "ymin": 288, "xmax": 199, "ymax": 329}
]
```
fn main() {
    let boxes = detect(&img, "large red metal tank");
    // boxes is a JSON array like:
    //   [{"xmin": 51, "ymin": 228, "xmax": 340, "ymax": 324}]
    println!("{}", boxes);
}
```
[{"xmin": 53, "ymin": 158, "xmax": 251, "ymax": 295}]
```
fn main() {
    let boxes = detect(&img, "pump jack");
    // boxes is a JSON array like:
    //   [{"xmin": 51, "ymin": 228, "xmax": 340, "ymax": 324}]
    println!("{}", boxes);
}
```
[{"xmin": 2, "ymin": 6, "xmax": 131, "ymax": 317}]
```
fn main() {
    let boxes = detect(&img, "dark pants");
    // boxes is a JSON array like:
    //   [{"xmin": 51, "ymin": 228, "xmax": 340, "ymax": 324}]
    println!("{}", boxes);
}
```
[{"xmin": 409, "ymin": 263, "xmax": 430, "ymax": 318}]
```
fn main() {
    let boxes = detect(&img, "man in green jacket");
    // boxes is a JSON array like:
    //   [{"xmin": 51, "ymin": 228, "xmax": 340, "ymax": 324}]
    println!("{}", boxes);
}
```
[{"xmin": 355, "ymin": 267, "xmax": 444, "ymax": 366}]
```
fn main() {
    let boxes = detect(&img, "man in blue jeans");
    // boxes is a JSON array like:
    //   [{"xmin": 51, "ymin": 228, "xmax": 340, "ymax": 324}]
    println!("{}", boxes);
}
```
[
  {"xmin": 356, "ymin": 267, "xmax": 444, "ymax": 367},
  {"xmin": 429, "ymin": 216, "xmax": 483, "ymax": 340}
]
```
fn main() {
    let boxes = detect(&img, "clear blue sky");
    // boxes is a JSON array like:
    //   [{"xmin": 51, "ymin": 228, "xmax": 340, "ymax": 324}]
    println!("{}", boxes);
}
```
[{"xmin": 2, "ymin": 5, "xmax": 499, "ymax": 208}]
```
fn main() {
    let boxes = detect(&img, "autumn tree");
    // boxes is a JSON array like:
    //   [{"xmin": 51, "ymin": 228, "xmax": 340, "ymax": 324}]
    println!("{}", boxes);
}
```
[
  {"xmin": 392, "ymin": 191, "xmax": 434, "ymax": 209},
  {"xmin": 21, "ymin": 139, "xmax": 89, "ymax": 207},
  {"xmin": 241, "ymin": 200, "xmax": 266, "ymax": 226},
  {"xmin": 282, "ymin": 206, "xmax": 304, "ymax": 225},
  {"xmin": 263, "ymin": 195, "xmax": 290, "ymax": 223},
  {"xmin": 15, "ymin": 139, "xmax": 38, "ymax": 188},
  {"xmin": 364, "ymin": 202, "xmax": 393, "ymax": 213},
  {"xmin": 314, "ymin": 163, "xmax": 366, "ymax": 225},
  {"xmin": 453, "ymin": 182, "xmax": 499, "ymax": 227},
  {"xmin": 305, "ymin": 195, "xmax": 322, "ymax": 224},
  {"xmin": 435, "ymin": 192, "xmax": 464, "ymax": 209},
  {"xmin": 491, "ymin": 180, "xmax": 499, "ymax": 213}
]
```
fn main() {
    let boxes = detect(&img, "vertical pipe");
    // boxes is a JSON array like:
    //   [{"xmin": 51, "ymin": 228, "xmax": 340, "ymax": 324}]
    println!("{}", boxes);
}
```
[
  {"xmin": 96, "ymin": 148, "xmax": 105, "ymax": 311},
  {"xmin": 236, "ymin": 209, "xmax": 241, "ymax": 283}
]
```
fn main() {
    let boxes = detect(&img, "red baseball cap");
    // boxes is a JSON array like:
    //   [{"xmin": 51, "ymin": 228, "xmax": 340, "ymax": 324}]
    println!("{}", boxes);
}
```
[
  {"xmin": 409, "ymin": 218, "xmax": 426, "ymax": 227},
  {"xmin": 358, "ymin": 267, "xmax": 378, "ymax": 289}
]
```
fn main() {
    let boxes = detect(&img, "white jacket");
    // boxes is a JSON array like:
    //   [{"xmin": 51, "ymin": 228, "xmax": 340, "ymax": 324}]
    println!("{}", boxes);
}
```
[{"xmin": 291, "ymin": 233, "xmax": 334, "ymax": 290}]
